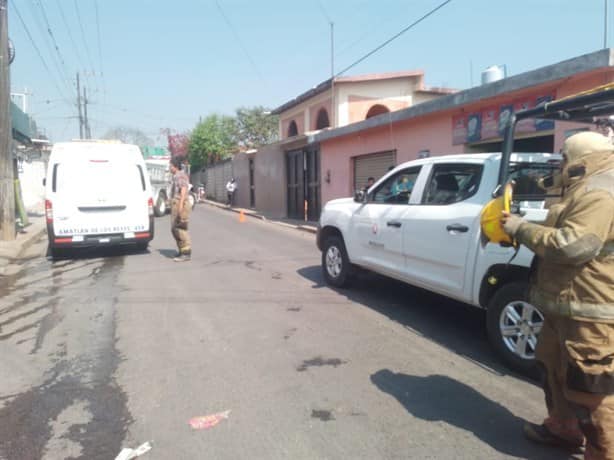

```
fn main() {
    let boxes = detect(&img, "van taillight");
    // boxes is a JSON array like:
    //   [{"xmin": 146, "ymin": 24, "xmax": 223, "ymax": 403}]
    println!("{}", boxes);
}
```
[
  {"xmin": 45, "ymin": 200, "xmax": 53, "ymax": 223},
  {"xmin": 148, "ymin": 197, "xmax": 154, "ymax": 216}
]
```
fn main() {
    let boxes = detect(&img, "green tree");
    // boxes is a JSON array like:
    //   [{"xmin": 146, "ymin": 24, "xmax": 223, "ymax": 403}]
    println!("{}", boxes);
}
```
[
  {"xmin": 188, "ymin": 114, "xmax": 238, "ymax": 171},
  {"xmin": 235, "ymin": 106, "xmax": 278, "ymax": 148}
]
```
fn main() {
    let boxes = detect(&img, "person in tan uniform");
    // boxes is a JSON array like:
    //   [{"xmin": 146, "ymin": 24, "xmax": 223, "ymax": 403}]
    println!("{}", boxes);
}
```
[
  {"xmin": 502, "ymin": 131, "xmax": 614, "ymax": 459},
  {"xmin": 169, "ymin": 156, "xmax": 191, "ymax": 262}
]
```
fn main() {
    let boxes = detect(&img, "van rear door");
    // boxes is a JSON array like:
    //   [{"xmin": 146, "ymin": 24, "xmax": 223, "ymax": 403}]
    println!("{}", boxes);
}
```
[{"xmin": 52, "ymin": 158, "xmax": 149, "ymax": 237}]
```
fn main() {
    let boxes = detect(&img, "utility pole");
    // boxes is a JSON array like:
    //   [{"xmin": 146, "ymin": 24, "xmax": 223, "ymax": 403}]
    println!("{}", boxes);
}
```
[
  {"xmin": 76, "ymin": 72, "xmax": 84, "ymax": 139},
  {"xmin": 605, "ymin": 0, "xmax": 609, "ymax": 49},
  {"xmin": 83, "ymin": 86, "xmax": 91, "ymax": 139},
  {"xmin": 0, "ymin": 0, "xmax": 15, "ymax": 240}
]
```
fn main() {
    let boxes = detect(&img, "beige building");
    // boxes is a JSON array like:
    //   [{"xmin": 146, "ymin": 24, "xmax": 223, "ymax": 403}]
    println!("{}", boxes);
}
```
[{"xmin": 273, "ymin": 71, "xmax": 456, "ymax": 139}]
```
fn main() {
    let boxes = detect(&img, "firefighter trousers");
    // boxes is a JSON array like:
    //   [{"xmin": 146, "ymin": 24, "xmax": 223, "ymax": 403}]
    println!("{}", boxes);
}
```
[
  {"xmin": 536, "ymin": 314, "xmax": 614, "ymax": 459},
  {"xmin": 171, "ymin": 199, "xmax": 191, "ymax": 254}
]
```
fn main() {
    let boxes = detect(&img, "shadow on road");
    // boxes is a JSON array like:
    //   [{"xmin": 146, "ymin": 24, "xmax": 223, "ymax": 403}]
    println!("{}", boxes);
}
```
[
  {"xmin": 158, "ymin": 249, "xmax": 177, "ymax": 259},
  {"xmin": 370, "ymin": 370, "xmax": 577, "ymax": 460},
  {"xmin": 297, "ymin": 265, "xmax": 530, "ymax": 381}
]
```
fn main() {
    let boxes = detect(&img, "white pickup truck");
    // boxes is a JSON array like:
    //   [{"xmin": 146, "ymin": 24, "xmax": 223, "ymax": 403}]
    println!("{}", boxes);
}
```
[{"xmin": 317, "ymin": 152, "xmax": 561, "ymax": 374}]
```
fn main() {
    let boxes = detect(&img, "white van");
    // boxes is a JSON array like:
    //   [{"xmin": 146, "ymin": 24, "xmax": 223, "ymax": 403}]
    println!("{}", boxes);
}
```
[{"xmin": 44, "ymin": 141, "xmax": 154, "ymax": 257}]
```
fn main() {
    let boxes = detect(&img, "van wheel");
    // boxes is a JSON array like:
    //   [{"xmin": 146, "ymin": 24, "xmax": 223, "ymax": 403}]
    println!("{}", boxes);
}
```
[
  {"xmin": 487, "ymin": 281, "xmax": 543, "ymax": 376},
  {"xmin": 154, "ymin": 193, "xmax": 167, "ymax": 217},
  {"xmin": 322, "ymin": 236, "xmax": 352, "ymax": 288}
]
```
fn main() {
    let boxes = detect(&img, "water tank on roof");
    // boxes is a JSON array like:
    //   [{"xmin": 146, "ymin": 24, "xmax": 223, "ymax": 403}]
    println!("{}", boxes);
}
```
[{"xmin": 481, "ymin": 65, "xmax": 506, "ymax": 85}]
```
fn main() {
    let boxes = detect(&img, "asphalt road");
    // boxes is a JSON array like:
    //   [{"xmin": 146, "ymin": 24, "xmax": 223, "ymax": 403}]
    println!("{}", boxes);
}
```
[{"xmin": 0, "ymin": 204, "xmax": 581, "ymax": 460}]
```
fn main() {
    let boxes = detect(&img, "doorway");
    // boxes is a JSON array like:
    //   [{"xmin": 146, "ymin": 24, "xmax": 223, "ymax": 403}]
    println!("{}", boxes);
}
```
[
  {"xmin": 249, "ymin": 158, "xmax": 255, "ymax": 208},
  {"xmin": 286, "ymin": 148, "xmax": 321, "ymax": 221}
]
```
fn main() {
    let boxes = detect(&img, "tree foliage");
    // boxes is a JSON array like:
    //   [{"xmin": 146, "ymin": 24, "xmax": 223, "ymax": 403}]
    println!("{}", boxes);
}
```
[
  {"xmin": 235, "ymin": 106, "xmax": 278, "ymax": 149},
  {"xmin": 102, "ymin": 126, "xmax": 153, "ymax": 146},
  {"xmin": 188, "ymin": 114, "xmax": 238, "ymax": 171},
  {"xmin": 167, "ymin": 132, "xmax": 190, "ymax": 157}
]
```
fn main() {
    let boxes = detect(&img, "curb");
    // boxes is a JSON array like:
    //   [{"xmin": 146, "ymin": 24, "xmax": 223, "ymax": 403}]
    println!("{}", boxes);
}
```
[{"xmin": 203, "ymin": 200, "xmax": 317, "ymax": 235}]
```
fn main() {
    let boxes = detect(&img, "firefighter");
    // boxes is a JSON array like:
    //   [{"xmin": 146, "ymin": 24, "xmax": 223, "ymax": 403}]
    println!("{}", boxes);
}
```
[
  {"xmin": 501, "ymin": 131, "xmax": 614, "ymax": 458},
  {"xmin": 169, "ymin": 156, "xmax": 191, "ymax": 262}
]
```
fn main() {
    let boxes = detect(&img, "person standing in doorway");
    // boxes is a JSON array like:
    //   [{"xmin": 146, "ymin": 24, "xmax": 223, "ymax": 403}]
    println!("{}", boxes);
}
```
[
  {"xmin": 226, "ymin": 178, "xmax": 237, "ymax": 206},
  {"xmin": 363, "ymin": 176, "xmax": 375, "ymax": 193},
  {"xmin": 501, "ymin": 132, "xmax": 614, "ymax": 458},
  {"xmin": 170, "ymin": 156, "xmax": 191, "ymax": 262}
]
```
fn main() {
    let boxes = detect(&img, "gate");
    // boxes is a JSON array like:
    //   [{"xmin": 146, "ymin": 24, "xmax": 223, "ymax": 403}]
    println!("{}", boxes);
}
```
[{"xmin": 286, "ymin": 147, "xmax": 320, "ymax": 221}]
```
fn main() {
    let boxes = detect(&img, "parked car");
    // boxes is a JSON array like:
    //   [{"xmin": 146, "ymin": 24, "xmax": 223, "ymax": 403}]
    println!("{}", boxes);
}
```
[
  {"xmin": 317, "ymin": 152, "xmax": 561, "ymax": 374},
  {"xmin": 44, "ymin": 140, "xmax": 155, "ymax": 258}
]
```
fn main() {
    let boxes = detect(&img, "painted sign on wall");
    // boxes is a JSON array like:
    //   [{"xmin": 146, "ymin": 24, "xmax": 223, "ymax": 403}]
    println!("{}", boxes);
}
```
[{"xmin": 452, "ymin": 92, "xmax": 556, "ymax": 145}]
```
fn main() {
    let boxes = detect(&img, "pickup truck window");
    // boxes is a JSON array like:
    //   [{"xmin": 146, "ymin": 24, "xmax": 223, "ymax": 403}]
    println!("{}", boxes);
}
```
[
  {"xmin": 423, "ymin": 164, "xmax": 483, "ymax": 205},
  {"xmin": 371, "ymin": 167, "xmax": 421, "ymax": 204},
  {"xmin": 509, "ymin": 161, "xmax": 560, "ymax": 200}
]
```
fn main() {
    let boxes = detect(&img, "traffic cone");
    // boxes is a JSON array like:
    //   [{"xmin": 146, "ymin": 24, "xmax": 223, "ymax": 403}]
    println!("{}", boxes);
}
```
[{"xmin": 239, "ymin": 210, "xmax": 246, "ymax": 223}]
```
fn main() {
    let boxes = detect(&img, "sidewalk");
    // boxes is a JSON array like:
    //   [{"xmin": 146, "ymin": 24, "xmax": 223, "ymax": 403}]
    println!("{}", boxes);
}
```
[
  {"xmin": 202, "ymin": 200, "xmax": 318, "ymax": 234},
  {"xmin": 0, "ymin": 214, "xmax": 47, "ymax": 272}
]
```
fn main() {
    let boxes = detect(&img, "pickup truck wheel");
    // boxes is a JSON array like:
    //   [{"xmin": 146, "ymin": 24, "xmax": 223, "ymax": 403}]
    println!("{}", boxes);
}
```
[
  {"xmin": 154, "ymin": 193, "xmax": 167, "ymax": 217},
  {"xmin": 322, "ymin": 236, "xmax": 351, "ymax": 288},
  {"xmin": 487, "ymin": 281, "xmax": 543, "ymax": 376}
]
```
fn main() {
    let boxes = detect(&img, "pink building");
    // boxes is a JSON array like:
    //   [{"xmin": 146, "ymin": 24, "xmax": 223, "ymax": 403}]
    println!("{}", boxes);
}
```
[{"xmin": 313, "ymin": 49, "xmax": 614, "ymax": 206}]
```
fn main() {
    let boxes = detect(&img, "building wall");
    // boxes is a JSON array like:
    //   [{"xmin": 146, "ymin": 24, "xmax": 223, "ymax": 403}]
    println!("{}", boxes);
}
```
[
  {"xmin": 277, "ymin": 75, "xmax": 439, "ymax": 139},
  {"xmin": 321, "ymin": 114, "xmax": 461, "ymax": 204},
  {"xmin": 205, "ymin": 160, "xmax": 233, "ymax": 203},
  {"xmin": 347, "ymin": 95, "xmax": 409, "ymax": 124},
  {"xmin": 337, "ymin": 79, "xmax": 417, "ymax": 126},
  {"xmin": 308, "ymin": 98, "xmax": 332, "ymax": 131},
  {"xmin": 231, "ymin": 152, "xmax": 251, "ymax": 208},
  {"xmin": 18, "ymin": 159, "xmax": 47, "ymax": 212},
  {"xmin": 281, "ymin": 110, "xmax": 305, "ymax": 138},
  {"xmin": 253, "ymin": 143, "xmax": 287, "ymax": 218}
]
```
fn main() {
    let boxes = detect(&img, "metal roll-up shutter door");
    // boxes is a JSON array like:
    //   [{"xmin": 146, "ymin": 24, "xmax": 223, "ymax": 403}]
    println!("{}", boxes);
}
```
[{"xmin": 353, "ymin": 150, "xmax": 396, "ymax": 191}]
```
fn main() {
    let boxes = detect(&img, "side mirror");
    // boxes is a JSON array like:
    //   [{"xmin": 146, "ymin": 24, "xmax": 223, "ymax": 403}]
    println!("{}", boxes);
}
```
[
  {"xmin": 42, "ymin": 178, "xmax": 46, "ymax": 186},
  {"xmin": 354, "ymin": 190, "xmax": 367, "ymax": 203}
]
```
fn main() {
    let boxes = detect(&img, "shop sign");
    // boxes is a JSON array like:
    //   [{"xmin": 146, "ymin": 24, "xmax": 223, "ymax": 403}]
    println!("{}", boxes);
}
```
[
  {"xmin": 514, "ymin": 97, "xmax": 535, "ymax": 133},
  {"xmin": 481, "ymin": 107, "xmax": 498, "ymax": 139},
  {"xmin": 452, "ymin": 114, "xmax": 467, "ymax": 145},
  {"xmin": 467, "ymin": 113, "xmax": 482, "ymax": 142},
  {"xmin": 452, "ymin": 92, "xmax": 556, "ymax": 145}
]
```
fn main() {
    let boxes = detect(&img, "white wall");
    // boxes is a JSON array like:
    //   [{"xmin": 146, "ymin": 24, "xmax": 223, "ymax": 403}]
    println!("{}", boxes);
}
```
[{"xmin": 18, "ymin": 159, "xmax": 46, "ymax": 213}]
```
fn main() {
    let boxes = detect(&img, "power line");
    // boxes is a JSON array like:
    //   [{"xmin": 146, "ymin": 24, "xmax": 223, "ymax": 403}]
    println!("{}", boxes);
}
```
[
  {"xmin": 93, "ymin": 0, "xmax": 106, "ymax": 101},
  {"xmin": 335, "ymin": 0, "xmax": 454, "ymax": 77},
  {"xmin": 214, "ymin": 0, "xmax": 266, "ymax": 85},
  {"xmin": 55, "ymin": 0, "xmax": 87, "ymax": 78},
  {"xmin": 25, "ymin": 0, "xmax": 73, "ymax": 95},
  {"xmin": 33, "ymin": 0, "xmax": 73, "ymax": 89},
  {"xmin": 9, "ymin": 0, "xmax": 71, "ymax": 103},
  {"xmin": 73, "ymin": 0, "xmax": 99, "ymax": 92}
]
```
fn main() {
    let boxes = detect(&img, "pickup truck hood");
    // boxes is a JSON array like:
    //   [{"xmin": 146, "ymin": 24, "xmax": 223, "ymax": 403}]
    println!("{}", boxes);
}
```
[{"xmin": 326, "ymin": 197, "xmax": 356, "ymax": 207}]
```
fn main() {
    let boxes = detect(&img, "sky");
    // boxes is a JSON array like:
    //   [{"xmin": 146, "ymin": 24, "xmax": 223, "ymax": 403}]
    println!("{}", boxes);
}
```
[{"xmin": 7, "ymin": 0, "xmax": 613, "ymax": 144}]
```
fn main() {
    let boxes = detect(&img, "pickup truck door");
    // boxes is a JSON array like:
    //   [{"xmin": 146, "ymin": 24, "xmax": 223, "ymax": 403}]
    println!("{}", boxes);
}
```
[
  {"xmin": 349, "ymin": 167, "xmax": 422, "ymax": 277},
  {"xmin": 401, "ymin": 163, "xmax": 484, "ymax": 298}
]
